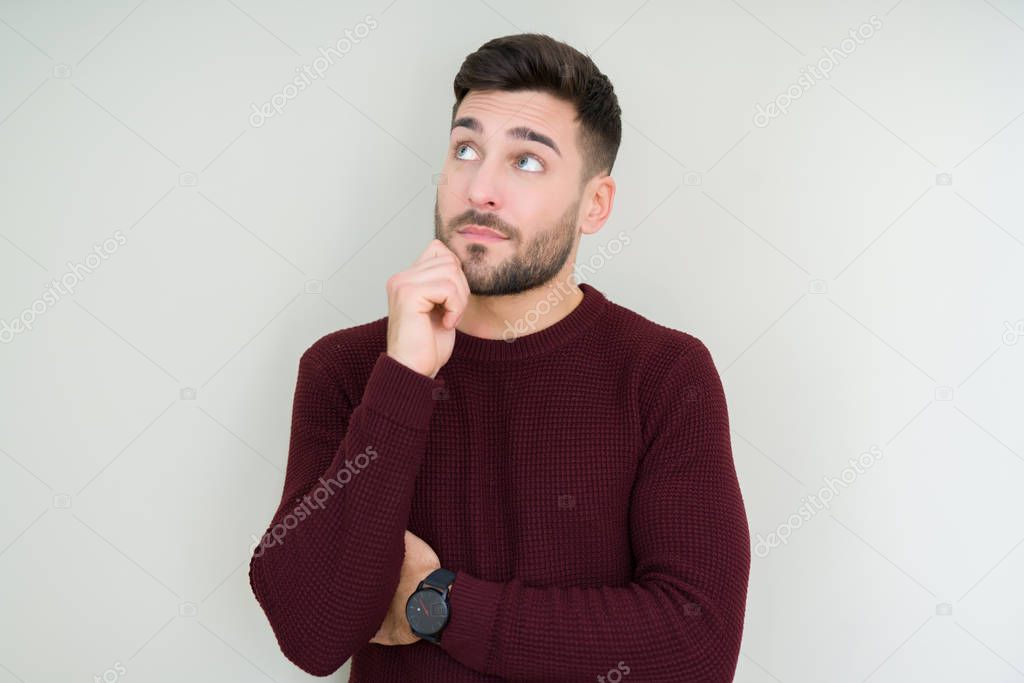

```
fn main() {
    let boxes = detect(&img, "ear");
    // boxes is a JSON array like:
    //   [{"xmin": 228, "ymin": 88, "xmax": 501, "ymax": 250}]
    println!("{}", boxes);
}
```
[{"xmin": 579, "ymin": 174, "xmax": 616, "ymax": 236}]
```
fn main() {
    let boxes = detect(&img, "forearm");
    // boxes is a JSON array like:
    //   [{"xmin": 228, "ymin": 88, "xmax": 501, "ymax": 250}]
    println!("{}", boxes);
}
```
[
  {"xmin": 439, "ymin": 560, "xmax": 748, "ymax": 681},
  {"xmin": 438, "ymin": 338, "xmax": 750, "ymax": 681},
  {"xmin": 250, "ymin": 351, "xmax": 444, "ymax": 676}
]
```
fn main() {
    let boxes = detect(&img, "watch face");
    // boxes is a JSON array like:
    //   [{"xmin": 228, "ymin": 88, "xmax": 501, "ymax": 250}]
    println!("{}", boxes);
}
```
[{"xmin": 406, "ymin": 588, "xmax": 448, "ymax": 635}]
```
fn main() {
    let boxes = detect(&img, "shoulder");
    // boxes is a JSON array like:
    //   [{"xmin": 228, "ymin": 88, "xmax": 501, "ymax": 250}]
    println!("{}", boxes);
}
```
[
  {"xmin": 597, "ymin": 294, "xmax": 715, "ymax": 383},
  {"xmin": 298, "ymin": 315, "xmax": 389, "ymax": 395},
  {"xmin": 598, "ymin": 299, "xmax": 726, "ymax": 451},
  {"xmin": 303, "ymin": 315, "xmax": 387, "ymax": 363}
]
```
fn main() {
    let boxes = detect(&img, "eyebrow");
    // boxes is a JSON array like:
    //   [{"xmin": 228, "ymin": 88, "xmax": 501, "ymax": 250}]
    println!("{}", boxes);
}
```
[{"xmin": 451, "ymin": 116, "xmax": 561, "ymax": 158}]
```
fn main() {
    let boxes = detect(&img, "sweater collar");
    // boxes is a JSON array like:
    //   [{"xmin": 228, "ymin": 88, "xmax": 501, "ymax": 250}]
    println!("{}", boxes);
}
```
[{"xmin": 451, "ymin": 282, "xmax": 608, "ymax": 362}]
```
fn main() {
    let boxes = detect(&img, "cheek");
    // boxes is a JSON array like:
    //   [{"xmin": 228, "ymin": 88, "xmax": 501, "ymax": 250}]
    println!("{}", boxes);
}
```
[
  {"xmin": 440, "ymin": 176, "xmax": 479, "ymax": 216},
  {"xmin": 436, "ymin": 169, "xmax": 465, "ymax": 211},
  {"xmin": 513, "ymin": 192, "xmax": 550, "ymax": 224}
]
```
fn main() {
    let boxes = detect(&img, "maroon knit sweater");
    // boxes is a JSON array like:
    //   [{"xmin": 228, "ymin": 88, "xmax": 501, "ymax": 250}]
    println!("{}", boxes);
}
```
[{"xmin": 248, "ymin": 282, "xmax": 750, "ymax": 681}]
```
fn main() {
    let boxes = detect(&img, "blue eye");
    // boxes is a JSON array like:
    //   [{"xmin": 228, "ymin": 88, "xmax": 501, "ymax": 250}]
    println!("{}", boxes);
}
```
[
  {"xmin": 454, "ymin": 143, "xmax": 478, "ymax": 161},
  {"xmin": 452, "ymin": 141, "xmax": 544, "ymax": 173},
  {"xmin": 516, "ymin": 154, "xmax": 543, "ymax": 173}
]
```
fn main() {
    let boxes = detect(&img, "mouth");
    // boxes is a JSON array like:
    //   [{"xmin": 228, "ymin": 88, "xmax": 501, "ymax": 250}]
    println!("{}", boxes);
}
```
[{"xmin": 458, "ymin": 225, "xmax": 509, "ymax": 243}]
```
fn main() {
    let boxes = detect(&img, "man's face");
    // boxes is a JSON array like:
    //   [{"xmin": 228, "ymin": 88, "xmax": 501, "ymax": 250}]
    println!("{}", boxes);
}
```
[{"xmin": 434, "ymin": 89, "xmax": 585, "ymax": 296}]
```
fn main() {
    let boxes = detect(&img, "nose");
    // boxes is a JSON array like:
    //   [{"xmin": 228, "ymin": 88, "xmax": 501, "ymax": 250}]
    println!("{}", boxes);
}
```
[{"xmin": 465, "ymin": 154, "xmax": 503, "ymax": 212}]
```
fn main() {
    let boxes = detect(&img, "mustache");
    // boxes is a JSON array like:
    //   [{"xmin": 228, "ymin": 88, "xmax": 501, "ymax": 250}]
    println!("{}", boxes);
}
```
[{"xmin": 451, "ymin": 211, "xmax": 515, "ymax": 238}]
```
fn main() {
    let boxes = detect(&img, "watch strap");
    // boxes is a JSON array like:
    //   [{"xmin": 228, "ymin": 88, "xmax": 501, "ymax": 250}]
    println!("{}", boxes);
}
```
[
  {"xmin": 410, "ymin": 567, "xmax": 457, "ymax": 644},
  {"xmin": 419, "ymin": 567, "xmax": 456, "ymax": 593}
]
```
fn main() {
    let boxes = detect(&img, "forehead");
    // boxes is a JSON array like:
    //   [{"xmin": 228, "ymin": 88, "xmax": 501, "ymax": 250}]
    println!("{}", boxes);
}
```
[{"xmin": 453, "ymin": 89, "xmax": 578, "ymax": 149}]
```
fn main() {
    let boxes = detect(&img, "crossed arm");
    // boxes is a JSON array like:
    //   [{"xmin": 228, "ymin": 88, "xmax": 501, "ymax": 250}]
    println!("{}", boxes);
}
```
[{"xmin": 250, "ymin": 341, "xmax": 750, "ymax": 681}]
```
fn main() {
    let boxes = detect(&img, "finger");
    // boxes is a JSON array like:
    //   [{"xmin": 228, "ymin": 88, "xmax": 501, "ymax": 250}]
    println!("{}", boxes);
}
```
[
  {"xmin": 397, "ymin": 266, "xmax": 468, "ymax": 326},
  {"xmin": 411, "ymin": 257, "xmax": 469, "ymax": 325},
  {"xmin": 408, "ymin": 253, "xmax": 461, "ymax": 276},
  {"xmin": 397, "ymin": 278, "xmax": 463, "ymax": 320},
  {"xmin": 390, "ymin": 254, "xmax": 462, "ymax": 299},
  {"xmin": 413, "ymin": 238, "xmax": 455, "ymax": 265},
  {"xmin": 427, "ymin": 270, "xmax": 467, "ymax": 329}
]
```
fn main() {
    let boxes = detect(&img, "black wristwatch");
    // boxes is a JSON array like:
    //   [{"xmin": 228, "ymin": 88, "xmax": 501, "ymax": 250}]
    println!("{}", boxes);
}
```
[{"xmin": 405, "ymin": 567, "xmax": 456, "ymax": 644}]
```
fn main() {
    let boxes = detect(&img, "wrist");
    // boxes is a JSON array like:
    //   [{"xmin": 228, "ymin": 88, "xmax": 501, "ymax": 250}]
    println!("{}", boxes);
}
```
[
  {"xmin": 386, "ymin": 351, "xmax": 434, "ymax": 378},
  {"xmin": 405, "ymin": 567, "xmax": 456, "ymax": 644}
]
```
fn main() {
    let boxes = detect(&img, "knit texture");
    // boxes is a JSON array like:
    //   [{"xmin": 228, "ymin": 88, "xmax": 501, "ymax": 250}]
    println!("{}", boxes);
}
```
[{"xmin": 249, "ymin": 282, "xmax": 751, "ymax": 681}]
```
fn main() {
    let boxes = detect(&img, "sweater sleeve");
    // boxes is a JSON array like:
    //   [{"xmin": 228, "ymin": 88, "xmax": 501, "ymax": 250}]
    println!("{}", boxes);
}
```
[
  {"xmin": 437, "ymin": 339, "xmax": 751, "ymax": 682},
  {"xmin": 249, "ymin": 348, "xmax": 445, "ymax": 677}
]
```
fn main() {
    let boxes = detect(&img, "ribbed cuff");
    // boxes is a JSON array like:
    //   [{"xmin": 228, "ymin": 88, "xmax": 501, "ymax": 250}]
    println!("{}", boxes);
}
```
[
  {"xmin": 359, "ymin": 352, "xmax": 445, "ymax": 430},
  {"xmin": 439, "ymin": 570, "xmax": 506, "ymax": 673}
]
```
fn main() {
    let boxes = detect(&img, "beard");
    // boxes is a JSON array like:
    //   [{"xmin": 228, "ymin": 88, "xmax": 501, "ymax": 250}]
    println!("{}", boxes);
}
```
[{"xmin": 434, "ymin": 195, "xmax": 580, "ymax": 296}]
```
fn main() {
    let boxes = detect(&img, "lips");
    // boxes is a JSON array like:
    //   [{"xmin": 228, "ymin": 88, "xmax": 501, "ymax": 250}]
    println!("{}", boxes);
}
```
[{"xmin": 458, "ymin": 225, "xmax": 508, "ymax": 239}]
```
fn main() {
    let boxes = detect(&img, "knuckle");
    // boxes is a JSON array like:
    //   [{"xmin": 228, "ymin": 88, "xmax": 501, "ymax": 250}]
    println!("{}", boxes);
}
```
[{"xmin": 389, "ymin": 278, "xmax": 406, "ymax": 297}]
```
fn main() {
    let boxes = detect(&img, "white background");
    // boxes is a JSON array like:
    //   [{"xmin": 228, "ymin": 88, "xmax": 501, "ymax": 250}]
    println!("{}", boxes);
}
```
[{"xmin": 1, "ymin": 0, "xmax": 1023, "ymax": 681}]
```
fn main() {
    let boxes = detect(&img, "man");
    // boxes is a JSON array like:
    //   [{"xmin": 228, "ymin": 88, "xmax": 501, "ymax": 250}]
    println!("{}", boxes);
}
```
[{"xmin": 250, "ymin": 33, "xmax": 750, "ymax": 682}]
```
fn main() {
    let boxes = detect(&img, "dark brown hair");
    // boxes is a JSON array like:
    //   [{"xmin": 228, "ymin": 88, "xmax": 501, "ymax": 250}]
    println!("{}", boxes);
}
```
[{"xmin": 451, "ymin": 33, "xmax": 622, "ymax": 185}]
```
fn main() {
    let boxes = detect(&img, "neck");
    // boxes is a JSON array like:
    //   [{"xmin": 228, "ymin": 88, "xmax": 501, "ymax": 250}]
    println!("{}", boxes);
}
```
[{"xmin": 456, "ymin": 276, "xmax": 584, "ymax": 341}]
